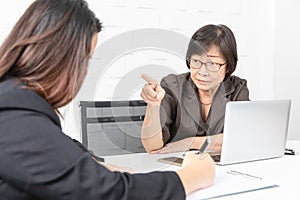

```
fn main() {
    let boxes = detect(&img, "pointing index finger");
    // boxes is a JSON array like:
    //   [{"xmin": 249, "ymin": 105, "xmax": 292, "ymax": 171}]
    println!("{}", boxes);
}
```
[{"xmin": 141, "ymin": 73, "xmax": 159, "ymax": 85}]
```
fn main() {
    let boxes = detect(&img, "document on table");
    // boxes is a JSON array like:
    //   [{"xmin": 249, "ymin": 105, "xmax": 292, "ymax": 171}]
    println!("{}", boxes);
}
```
[{"xmin": 187, "ymin": 167, "xmax": 278, "ymax": 200}]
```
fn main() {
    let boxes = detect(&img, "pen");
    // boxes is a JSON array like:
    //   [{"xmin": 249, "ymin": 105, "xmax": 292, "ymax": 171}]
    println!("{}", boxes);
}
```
[
  {"xmin": 195, "ymin": 138, "xmax": 209, "ymax": 154},
  {"xmin": 227, "ymin": 170, "xmax": 262, "ymax": 180},
  {"xmin": 285, "ymin": 148, "xmax": 296, "ymax": 155}
]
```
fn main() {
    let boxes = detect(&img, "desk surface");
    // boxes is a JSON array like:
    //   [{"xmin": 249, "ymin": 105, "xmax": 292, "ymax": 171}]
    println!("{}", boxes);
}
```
[{"xmin": 103, "ymin": 140, "xmax": 300, "ymax": 200}]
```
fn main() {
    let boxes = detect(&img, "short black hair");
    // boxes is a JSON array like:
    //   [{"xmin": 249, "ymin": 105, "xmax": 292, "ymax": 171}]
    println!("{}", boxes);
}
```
[{"xmin": 186, "ymin": 24, "xmax": 238, "ymax": 79}]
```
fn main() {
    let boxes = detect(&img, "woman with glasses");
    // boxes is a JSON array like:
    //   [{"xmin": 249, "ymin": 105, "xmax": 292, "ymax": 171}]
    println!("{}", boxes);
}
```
[{"xmin": 141, "ymin": 24, "xmax": 249, "ymax": 153}]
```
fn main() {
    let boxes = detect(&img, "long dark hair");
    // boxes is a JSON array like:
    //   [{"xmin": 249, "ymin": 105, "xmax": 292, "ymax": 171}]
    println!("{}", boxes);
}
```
[{"xmin": 0, "ymin": 0, "xmax": 101, "ymax": 109}]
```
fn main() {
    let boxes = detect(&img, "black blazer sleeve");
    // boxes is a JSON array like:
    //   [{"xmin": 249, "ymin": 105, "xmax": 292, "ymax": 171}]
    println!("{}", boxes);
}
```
[
  {"xmin": 0, "ymin": 108, "xmax": 185, "ymax": 200},
  {"xmin": 71, "ymin": 137, "xmax": 105, "ymax": 162}
]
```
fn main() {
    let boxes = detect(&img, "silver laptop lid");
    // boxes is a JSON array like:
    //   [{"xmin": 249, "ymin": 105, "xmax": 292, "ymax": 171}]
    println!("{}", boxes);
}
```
[{"xmin": 217, "ymin": 99, "xmax": 291, "ymax": 165}]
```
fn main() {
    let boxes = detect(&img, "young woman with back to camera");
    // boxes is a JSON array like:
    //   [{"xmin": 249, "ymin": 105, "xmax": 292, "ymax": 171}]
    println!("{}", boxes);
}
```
[{"xmin": 0, "ymin": 0, "xmax": 215, "ymax": 199}]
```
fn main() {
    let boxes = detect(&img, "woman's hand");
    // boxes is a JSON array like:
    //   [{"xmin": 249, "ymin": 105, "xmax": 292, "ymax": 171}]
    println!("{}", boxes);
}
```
[
  {"xmin": 140, "ymin": 73, "xmax": 165, "ymax": 106},
  {"xmin": 150, "ymin": 134, "xmax": 223, "ymax": 154},
  {"xmin": 176, "ymin": 152, "xmax": 215, "ymax": 195}
]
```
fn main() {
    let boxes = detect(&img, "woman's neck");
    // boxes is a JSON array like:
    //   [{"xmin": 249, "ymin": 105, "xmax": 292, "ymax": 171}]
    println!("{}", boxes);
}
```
[{"xmin": 198, "ymin": 88, "xmax": 217, "ymax": 105}]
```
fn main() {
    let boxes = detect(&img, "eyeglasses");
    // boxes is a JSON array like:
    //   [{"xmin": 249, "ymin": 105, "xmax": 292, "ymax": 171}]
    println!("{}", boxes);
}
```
[{"xmin": 188, "ymin": 58, "xmax": 226, "ymax": 72}]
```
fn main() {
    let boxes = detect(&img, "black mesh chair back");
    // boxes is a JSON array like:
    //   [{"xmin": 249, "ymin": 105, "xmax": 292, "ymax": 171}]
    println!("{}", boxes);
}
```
[{"xmin": 80, "ymin": 100, "xmax": 147, "ymax": 156}]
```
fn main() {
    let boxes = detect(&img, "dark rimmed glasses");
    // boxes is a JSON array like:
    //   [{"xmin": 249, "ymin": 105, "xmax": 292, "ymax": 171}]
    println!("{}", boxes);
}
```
[{"xmin": 188, "ymin": 58, "xmax": 226, "ymax": 72}]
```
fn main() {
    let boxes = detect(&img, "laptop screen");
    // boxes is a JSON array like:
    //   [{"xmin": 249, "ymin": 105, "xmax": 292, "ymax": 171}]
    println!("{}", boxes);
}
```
[{"xmin": 217, "ymin": 99, "xmax": 291, "ymax": 165}]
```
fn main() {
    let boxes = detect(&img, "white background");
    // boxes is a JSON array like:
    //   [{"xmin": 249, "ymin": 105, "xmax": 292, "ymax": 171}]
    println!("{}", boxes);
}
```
[{"xmin": 1, "ymin": 0, "xmax": 299, "ymax": 141}]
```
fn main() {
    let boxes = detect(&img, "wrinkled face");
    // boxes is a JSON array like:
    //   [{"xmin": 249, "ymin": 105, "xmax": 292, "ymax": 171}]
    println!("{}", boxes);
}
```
[{"xmin": 189, "ymin": 45, "xmax": 227, "ymax": 93}]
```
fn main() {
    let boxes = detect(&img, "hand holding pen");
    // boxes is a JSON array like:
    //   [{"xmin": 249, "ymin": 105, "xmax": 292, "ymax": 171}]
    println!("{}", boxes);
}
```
[
  {"xmin": 140, "ymin": 73, "xmax": 165, "ymax": 105},
  {"xmin": 195, "ymin": 138, "xmax": 210, "ymax": 155}
]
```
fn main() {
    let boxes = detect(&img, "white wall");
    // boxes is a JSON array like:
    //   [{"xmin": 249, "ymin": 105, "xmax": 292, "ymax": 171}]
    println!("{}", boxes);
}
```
[
  {"xmin": 0, "ymin": 1, "xmax": 33, "ymax": 44},
  {"xmin": 274, "ymin": 0, "xmax": 300, "ymax": 140},
  {"xmin": 0, "ymin": 0, "xmax": 298, "ymax": 141}
]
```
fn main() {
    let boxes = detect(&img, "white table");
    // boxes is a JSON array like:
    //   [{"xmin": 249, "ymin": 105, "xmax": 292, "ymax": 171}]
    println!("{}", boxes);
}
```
[{"xmin": 103, "ymin": 140, "xmax": 300, "ymax": 200}]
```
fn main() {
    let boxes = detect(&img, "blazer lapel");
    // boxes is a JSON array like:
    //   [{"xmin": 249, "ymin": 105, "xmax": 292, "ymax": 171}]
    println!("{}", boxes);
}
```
[
  {"xmin": 181, "ymin": 78, "xmax": 208, "ymax": 129},
  {"xmin": 206, "ymin": 79, "xmax": 236, "ymax": 130},
  {"xmin": 180, "ymin": 76, "xmax": 237, "ymax": 134}
]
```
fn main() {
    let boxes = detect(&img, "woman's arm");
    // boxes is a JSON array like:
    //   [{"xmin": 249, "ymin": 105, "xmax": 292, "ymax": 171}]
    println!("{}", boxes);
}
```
[
  {"xmin": 2, "ymin": 108, "xmax": 188, "ymax": 200},
  {"xmin": 151, "ymin": 134, "xmax": 223, "ymax": 154},
  {"xmin": 140, "ymin": 74, "xmax": 166, "ymax": 152},
  {"xmin": 141, "ymin": 104, "xmax": 164, "ymax": 152}
]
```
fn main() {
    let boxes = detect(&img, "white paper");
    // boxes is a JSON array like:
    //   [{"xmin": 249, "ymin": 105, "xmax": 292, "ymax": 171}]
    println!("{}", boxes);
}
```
[{"xmin": 187, "ymin": 167, "xmax": 278, "ymax": 200}]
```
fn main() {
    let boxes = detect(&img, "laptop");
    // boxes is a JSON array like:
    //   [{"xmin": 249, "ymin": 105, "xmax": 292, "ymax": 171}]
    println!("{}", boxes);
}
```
[{"xmin": 215, "ymin": 99, "xmax": 291, "ymax": 165}]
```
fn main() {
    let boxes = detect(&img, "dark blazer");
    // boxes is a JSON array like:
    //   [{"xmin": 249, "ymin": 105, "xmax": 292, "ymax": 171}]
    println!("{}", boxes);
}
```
[
  {"xmin": 160, "ymin": 72, "xmax": 250, "ymax": 144},
  {"xmin": 0, "ymin": 76, "xmax": 185, "ymax": 200}
]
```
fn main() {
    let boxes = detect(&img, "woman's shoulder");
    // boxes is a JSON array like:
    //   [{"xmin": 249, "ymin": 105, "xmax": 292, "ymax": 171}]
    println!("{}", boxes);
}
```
[
  {"xmin": 224, "ymin": 75, "xmax": 250, "ymax": 100},
  {"xmin": 226, "ymin": 75, "xmax": 248, "ymax": 87},
  {"xmin": 160, "ymin": 72, "xmax": 194, "ymax": 99},
  {"xmin": 0, "ymin": 76, "xmax": 60, "ymax": 126},
  {"xmin": 161, "ymin": 72, "xmax": 190, "ymax": 87}
]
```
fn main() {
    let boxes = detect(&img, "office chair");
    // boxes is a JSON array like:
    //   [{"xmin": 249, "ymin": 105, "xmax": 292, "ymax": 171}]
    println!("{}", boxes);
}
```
[{"xmin": 79, "ymin": 100, "xmax": 147, "ymax": 156}]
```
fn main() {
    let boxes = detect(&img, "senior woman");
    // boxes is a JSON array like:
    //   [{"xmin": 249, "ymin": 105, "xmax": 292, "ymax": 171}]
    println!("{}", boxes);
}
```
[{"xmin": 141, "ymin": 24, "xmax": 249, "ymax": 153}]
